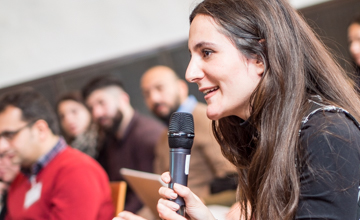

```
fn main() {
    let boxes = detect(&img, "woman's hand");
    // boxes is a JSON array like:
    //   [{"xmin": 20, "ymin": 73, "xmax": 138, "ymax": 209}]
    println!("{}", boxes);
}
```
[
  {"xmin": 157, "ymin": 172, "xmax": 216, "ymax": 220},
  {"xmin": 112, "ymin": 211, "xmax": 147, "ymax": 220}
]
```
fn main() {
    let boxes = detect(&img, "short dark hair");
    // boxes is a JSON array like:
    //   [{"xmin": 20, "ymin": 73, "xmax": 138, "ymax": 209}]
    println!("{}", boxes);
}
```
[
  {"xmin": 0, "ymin": 87, "xmax": 60, "ymax": 135},
  {"xmin": 82, "ymin": 75, "xmax": 124, "ymax": 100},
  {"xmin": 56, "ymin": 91, "xmax": 86, "ymax": 113}
]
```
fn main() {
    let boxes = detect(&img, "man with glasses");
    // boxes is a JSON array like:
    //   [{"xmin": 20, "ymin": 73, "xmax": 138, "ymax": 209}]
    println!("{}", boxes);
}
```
[{"xmin": 0, "ymin": 88, "xmax": 114, "ymax": 219}]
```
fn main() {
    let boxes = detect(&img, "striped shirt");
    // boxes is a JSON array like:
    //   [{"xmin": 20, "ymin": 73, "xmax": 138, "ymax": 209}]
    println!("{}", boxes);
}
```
[{"xmin": 21, "ymin": 136, "xmax": 66, "ymax": 178}]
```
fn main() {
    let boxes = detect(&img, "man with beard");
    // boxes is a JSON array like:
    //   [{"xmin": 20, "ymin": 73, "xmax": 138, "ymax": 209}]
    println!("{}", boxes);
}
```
[
  {"xmin": 141, "ymin": 66, "xmax": 237, "ymax": 207},
  {"xmin": 0, "ymin": 88, "xmax": 114, "ymax": 219},
  {"xmin": 82, "ymin": 76, "xmax": 165, "ymax": 214}
]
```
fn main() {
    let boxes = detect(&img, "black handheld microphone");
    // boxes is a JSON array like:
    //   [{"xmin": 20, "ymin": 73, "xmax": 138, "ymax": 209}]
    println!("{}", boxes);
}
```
[{"xmin": 168, "ymin": 112, "xmax": 195, "ymax": 216}]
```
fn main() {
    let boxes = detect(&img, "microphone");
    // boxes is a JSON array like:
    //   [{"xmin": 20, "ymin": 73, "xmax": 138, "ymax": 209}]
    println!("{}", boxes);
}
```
[{"xmin": 168, "ymin": 112, "xmax": 195, "ymax": 216}]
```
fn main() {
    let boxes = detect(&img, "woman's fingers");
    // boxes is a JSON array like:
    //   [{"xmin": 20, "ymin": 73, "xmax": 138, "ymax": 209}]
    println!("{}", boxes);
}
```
[
  {"xmin": 173, "ymin": 183, "xmax": 201, "ymax": 204},
  {"xmin": 157, "ymin": 203, "xmax": 186, "ymax": 220},
  {"xmin": 159, "ymin": 186, "xmax": 178, "ymax": 200},
  {"xmin": 158, "ymin": 172, "xmax": 215, "ymax": 220},
  {"xmin": 160, "ymin": 171, "xmax": 171, "ymax": 183},
  {"xmin": 112, "ymin": 211, "xmax": 147, "ymax": 220},
  {"xmin": 159, "ymin": 183, "xmax": 203, "ymax": 211},
  {"xmin": 158, "ymin": 198, "xmax": 180, "ymax": 211}
]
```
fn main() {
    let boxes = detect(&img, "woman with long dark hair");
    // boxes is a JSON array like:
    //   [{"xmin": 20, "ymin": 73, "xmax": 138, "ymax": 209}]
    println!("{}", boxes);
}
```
[{"xmin": 115, "ymin": 0, "xmax": 360, "ymax": 219}]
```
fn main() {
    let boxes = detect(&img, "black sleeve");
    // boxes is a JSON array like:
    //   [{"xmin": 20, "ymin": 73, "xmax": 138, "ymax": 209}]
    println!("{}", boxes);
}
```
[{"xmin": 295, "ymin": 112, "xmax": 360, "ymax": 220}]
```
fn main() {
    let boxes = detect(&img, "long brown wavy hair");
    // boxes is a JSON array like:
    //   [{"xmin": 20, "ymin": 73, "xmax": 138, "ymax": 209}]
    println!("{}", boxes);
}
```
[{"xmin": 190, "ymin": 0, "xmax": 360, "ymax": 219}]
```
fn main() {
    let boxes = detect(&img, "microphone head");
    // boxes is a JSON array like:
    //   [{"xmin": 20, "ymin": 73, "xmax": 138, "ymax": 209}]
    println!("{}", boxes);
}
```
[{"xmin": 168, "ymin": 112, "xmax": 194, "ymax": 149}]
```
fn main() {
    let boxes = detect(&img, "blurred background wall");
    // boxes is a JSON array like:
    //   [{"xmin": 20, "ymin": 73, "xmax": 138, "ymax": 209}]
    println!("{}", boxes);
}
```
[{"xmin": 1, "ymin": 0, "xmax": 359, "ymax": 117}]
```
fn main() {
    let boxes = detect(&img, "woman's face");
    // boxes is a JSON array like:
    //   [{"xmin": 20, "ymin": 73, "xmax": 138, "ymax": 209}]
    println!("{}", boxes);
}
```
[
  {"xmin": 348, "ymin": 23, "xmax": 360, "ymax": 66},
  {"xmin": 186, "ymin": 15, "xmax": 264, "ymax": 120},
  {"xmin": 58, "ymin": 100, "xmax": 91, "ymax": 137}
]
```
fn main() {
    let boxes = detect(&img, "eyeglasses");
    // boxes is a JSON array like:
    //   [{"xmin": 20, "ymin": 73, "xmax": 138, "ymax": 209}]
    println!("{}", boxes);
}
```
[{"xmin": 0, "ymin": 121, "xmax": 35, "ymax": 142}]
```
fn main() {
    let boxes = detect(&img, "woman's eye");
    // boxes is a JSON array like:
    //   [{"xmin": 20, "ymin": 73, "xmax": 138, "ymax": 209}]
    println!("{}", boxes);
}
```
[{"xmin": 202, "ymin": 49, "xmax": 213, "ymax": 58}]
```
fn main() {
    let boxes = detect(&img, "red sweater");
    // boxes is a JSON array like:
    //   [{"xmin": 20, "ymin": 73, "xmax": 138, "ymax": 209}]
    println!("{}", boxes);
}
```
[{"xmin": 6, "ymin": 147, "xmax": 114, "ymax": 220}]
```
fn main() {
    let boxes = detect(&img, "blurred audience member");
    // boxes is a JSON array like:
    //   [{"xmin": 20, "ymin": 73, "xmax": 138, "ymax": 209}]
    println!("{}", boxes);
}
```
[
  {"xmin": 141, "ymin": 66, "xmax": 237, "ymax": 204},
  {"xmin": 348, "ymin": 15, "xmax": 360, "ymax": 76},
  {"xmin": 56, "ymin": 91, "xmax": 98, "ymax": 158},
  {"xmin": 0, "ymin": 88, "xmax": 114, "ymax": 219},
  {"xmin": 82, "ymin": 76, "xmax": 165, "ymax": 213},
  {"xmin": 0, "ymin": 150, "xmax": 20, "ymax": 220}
]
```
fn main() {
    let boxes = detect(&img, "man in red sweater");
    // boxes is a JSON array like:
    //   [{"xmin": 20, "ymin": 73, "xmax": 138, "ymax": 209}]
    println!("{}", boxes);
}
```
[{"xmin": 0, "ymin": 88, "xmax": 114, "ymax": 220}]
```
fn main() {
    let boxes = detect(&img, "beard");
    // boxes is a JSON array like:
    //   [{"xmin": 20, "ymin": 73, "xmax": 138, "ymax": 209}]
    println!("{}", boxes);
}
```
[
  {"xmin": 152, "ymin": 96, "xmax": 181, "ymax": 125},
  {"xmin": 97, "ymin": 110, "xmax": 123, "ymax": 135}
]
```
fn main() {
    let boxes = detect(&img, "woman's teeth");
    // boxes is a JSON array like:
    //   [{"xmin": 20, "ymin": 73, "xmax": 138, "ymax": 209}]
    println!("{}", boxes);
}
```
[{"xmin": 203, "ymin": 87, "xmax": 219, "ymax": 95}]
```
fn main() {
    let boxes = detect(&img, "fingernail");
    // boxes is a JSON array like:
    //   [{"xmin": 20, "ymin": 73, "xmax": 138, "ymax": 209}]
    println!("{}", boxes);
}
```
[
  {"xmin": 172, "ymin": 203, "xmax": 180, "ymax": 210},
  {"xmin": 170, "ymin": 192, "xmax": 177, "ymax": 199}
]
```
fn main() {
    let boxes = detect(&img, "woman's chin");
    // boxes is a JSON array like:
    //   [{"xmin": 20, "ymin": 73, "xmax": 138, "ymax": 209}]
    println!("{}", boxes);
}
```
[
  {"xmin": 206, "ymin": 109, "xmax": 223, "ymax": 121},
  {"xmin": 68, "ymin": 128, "xmax": 83, "ymax": 137}
]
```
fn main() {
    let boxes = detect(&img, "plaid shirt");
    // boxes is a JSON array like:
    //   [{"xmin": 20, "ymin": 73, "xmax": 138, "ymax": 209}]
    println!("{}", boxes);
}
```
[{"xmin": 21, "ymin": 136, "xmax": 66, "ymax": 178}]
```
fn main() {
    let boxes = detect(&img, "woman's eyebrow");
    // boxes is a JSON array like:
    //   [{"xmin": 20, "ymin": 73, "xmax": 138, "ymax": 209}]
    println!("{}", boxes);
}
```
[{"xmin": 192, "ymin": 41, "xmax": 216, "ymax": 51}]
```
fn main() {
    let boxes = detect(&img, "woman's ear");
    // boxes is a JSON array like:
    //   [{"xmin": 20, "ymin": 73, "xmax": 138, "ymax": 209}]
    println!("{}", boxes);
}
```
[
  {"xmin": 256, "ymin": 39, "xmax": 266, "ymax": 76},
  {"xmin": 255, "ymin": 57, "xmax": 265, "ymax": 76}
]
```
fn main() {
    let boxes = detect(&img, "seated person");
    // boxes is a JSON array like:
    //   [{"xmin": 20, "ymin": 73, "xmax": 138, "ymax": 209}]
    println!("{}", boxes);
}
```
[
  {"xmin": 56, "ymin": 91, "xmax": 98, "ymax": 158},
  {"xmin": 82, "ymin": 76, "xmax": 165, "ymax": 213},
  {"xmin": 0, "ymin": 88, "xmax": 114, "ymax": 219}
]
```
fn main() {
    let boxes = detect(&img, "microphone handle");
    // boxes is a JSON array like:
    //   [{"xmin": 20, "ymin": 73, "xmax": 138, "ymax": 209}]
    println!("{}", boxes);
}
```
[{"xmin": 169, "ymin": 148, "xmax": 191, "ymax": 216}]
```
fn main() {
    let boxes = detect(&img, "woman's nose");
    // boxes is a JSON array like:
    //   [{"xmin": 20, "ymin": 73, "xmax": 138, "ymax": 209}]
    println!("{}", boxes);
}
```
[{"xmin": 185, "ymin": 58, "xmax": 204, "ymax": 83}]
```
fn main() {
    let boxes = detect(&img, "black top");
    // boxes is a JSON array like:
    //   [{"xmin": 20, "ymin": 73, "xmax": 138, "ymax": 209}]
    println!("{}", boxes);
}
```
[{"xmin": 296, "ymin": 111, "xmax": 360, "ymax": 219}]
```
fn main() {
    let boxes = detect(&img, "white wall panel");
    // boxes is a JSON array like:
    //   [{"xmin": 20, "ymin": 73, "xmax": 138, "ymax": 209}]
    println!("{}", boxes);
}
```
[{"xmin": 0, "ymin": 0, "xmax": 330, "ymax": 88}]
